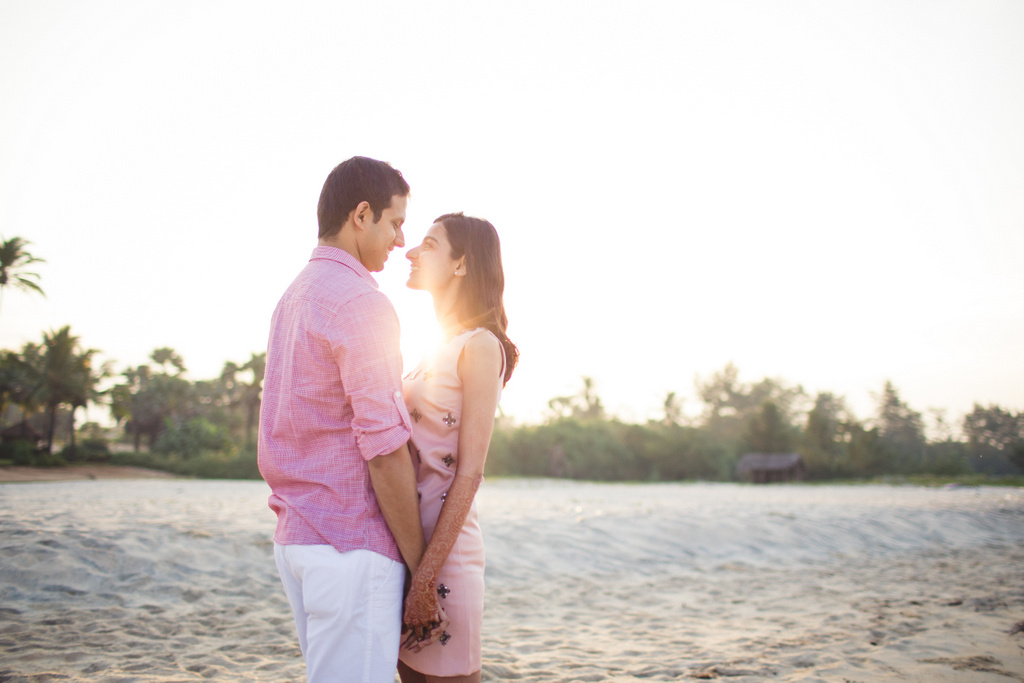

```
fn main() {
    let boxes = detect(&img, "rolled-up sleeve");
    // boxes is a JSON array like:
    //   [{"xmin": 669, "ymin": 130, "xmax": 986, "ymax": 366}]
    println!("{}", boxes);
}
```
[{"xmin": 331, "ymin": 290, "xmax": 412, "ymax": 460}]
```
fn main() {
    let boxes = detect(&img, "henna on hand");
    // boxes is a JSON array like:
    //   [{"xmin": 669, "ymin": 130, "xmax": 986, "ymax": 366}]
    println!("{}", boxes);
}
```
[{"xmin": 401, "ymin": 473, "xmax": 482, "ymax": 650}]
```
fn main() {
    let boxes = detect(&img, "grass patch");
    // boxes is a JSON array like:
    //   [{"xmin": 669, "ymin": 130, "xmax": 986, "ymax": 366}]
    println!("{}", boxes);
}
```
[
  {"xmin": 800, "ymin": 474, "xmax": 1024, "ymax": 488},
  {"xmin": 872, "ymin": 473, "xmax": 1024, "ymax": 488},
  {"xmin": 110, "ymin": 446, "xmax": 261, "ymax": 480}
]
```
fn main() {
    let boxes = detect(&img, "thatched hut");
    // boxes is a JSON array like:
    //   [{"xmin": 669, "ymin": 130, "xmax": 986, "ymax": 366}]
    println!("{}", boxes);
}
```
[
  {"xmin": 736, "ymin": 452, "xmax": 805, "ymax": 483},
  {"xmin": 1, "ymin": 421, "xmax": 43, "ymax": 447}
]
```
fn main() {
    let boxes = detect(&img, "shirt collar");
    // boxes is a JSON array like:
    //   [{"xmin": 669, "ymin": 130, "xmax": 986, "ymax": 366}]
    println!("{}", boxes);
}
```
[{"xmin": 309, "ymin": 245, "xmax": 379, "ymax": 288}]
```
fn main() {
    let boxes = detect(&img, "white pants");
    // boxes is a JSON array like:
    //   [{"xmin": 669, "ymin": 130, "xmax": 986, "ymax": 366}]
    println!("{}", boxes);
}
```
[{"xmin": 274, "ymin": 544, "xmax": 404, "ymax": 683}]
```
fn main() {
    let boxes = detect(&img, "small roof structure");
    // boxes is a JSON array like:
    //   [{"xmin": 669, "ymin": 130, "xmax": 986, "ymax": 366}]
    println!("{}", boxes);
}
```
[
  {"xmin": 1, "ymin": 421, "xmax": 43, "ymax": 442},
  {"xmin": 737, "ymin": 452, "xmax": 802, "ymax": 473},
  {"xmin": 736, "ymin": 452, "xmax": 805, "ymax": 483}
]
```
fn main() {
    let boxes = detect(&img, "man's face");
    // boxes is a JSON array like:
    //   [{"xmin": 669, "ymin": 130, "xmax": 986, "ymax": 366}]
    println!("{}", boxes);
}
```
[{"xmin": 360, "ymin": 194, "xmax": 407, "ymax": 272}]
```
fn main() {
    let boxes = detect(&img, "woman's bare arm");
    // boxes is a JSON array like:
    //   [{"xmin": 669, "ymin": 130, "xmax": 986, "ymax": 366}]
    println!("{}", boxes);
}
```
[{"xmin": 402, "ymin": 331, "xmax": 503, "ymax": 651}]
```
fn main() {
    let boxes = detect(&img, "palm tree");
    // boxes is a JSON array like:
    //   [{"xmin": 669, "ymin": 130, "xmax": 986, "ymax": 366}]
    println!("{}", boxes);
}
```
[
  {"xmin": 215, "ymin": 352, "xmax": 265, "ymax": 445},
  {"xmin": 0, "ymin": 348, "xmax": 40, "ymax": 433},
  {"xmin": 110, "ymin": 365, "xmax": 156, "ymax": 452},
  {"xmin": 662, "ymin": 391, "xmax": 683, "ymax": 426},
  {"xmin": 151, "ymin": 347, "xmax": 186, "ymax": 375},
  {"xmin": 241, "ymin": 352, "xmax": 265, "ymax": 445},
  {"xmin": 0, "ymin": 236, "xmax": 45, "ymax": 319},
  {"xmin": 29, "ymin": 326, "xmax": 103, "ymax": 456},
  {"xmin": 109, "ymin": 350, "xmax": 192, "ymax": 452}
]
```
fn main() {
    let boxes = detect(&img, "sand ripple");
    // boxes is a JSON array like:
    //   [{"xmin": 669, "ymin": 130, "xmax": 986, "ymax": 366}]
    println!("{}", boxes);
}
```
[{"xmin": 2, "ymin": 479, "xmax": 1022, "ymax": 681}]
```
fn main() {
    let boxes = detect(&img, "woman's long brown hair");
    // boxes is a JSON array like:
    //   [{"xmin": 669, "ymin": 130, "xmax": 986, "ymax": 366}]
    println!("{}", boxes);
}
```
[{"xmin": 437, "ymin": 212, "xmax": 519, "ymax": 385}]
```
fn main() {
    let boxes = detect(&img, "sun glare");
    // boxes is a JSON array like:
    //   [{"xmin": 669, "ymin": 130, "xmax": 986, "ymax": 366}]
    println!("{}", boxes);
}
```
[{"xmin": 388, "ymin": 288, "xmax": 444, "ymax": 378}]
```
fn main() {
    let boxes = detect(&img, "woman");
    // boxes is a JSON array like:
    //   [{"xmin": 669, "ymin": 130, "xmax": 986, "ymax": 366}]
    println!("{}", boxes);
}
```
[{"xmin": 398, "ymin": 213, "xmax": 518, "ymax": 683}]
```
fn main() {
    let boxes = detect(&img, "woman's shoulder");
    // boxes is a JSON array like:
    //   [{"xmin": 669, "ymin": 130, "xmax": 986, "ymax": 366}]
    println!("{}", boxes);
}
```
[
  {"xmin": 463, "ymin": 327, "xmax": 500, "ymax": 352},
  {"xmin": 457, "ymin": 328, "xmax": 503, "ymax": 382}
]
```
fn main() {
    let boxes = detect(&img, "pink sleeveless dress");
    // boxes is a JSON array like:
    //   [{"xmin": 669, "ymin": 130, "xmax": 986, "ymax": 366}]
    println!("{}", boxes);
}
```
[{"xmin": 398, "ymin": 328, "xmax": 501, "ymax": 676}]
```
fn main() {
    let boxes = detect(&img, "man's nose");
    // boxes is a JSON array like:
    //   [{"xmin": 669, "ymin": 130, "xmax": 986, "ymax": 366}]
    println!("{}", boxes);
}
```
[{"xmin": 394, "ymin": 227, "xmax": 405, "ymax": 248}]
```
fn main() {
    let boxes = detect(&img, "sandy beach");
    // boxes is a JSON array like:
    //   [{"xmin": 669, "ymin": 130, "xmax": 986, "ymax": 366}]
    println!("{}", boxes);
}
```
[
  {"xmin": 1, "ymin": 477, "xmax": 1022, "ymax": 682},
  {"xmin": 0, "ymin": 465, "xmax": 181, "ymax": 483}
]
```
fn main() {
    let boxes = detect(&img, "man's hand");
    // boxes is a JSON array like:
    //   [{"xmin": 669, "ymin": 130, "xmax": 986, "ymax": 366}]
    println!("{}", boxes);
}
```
[{"xmin": 401, "ymin": 574, "xmax": 449, "ymax": 652}]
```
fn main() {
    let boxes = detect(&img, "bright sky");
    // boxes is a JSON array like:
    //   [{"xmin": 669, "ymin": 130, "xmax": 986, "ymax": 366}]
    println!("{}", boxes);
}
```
[{"xmin": 1, "ymin": 1, "xmax": 1022, "ymax": 429}]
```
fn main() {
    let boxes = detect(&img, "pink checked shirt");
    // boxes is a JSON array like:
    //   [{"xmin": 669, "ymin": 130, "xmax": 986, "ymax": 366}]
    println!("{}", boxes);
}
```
[{"xmin": 258, "ymin": 246, "xmax": 413, "ymax": 563}]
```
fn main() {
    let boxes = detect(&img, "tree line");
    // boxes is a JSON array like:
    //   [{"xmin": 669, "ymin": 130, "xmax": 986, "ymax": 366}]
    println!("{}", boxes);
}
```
[
  {"xmin": 0, "ymin": 331, "xmax": 265, "ymax": 477},
  {"xmin": 1, "ymin": 235, "xmax": 1021, "ymax": 481},
  {"xmin": 0, "ymin": 235, "xmax": 263, "ymax": 476},
  {"xmin": 486, "ymin": 365, "xmax": 1024, "ymax": 482},
  {"xmin": 3, "ymin": 334, "xmax": 1022, "ymax": 482}
]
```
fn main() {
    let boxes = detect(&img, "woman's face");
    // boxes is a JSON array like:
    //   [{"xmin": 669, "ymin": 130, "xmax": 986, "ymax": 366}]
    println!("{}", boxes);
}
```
[{"xmin": 406, "ymin": 222, "xmax": 462, "ymax": 292}]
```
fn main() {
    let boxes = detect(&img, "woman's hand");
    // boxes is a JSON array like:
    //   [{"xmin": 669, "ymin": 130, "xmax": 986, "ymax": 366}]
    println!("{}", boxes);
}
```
[{"xmin": 402, "ymin": 573, "xmax": 448, "ymax": 652}]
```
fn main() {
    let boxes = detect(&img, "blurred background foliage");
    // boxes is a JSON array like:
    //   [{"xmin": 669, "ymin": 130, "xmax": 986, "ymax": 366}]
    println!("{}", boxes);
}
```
[{"xmin": 2, "ymin": 335, "xmax": 1021, "ymax": 483}]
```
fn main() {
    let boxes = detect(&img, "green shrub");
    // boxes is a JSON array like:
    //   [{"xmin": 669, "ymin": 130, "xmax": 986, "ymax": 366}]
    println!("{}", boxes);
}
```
[
  {"xmin": 110, "ymin": 444, "xmax": 261, "ymax": 480},
  {"xmin": 31, "ymin": 449, "xmax": 67, "ymax": 468},
  {"xmin": 154, "ymin": 418, "xmax": 231, "ymax": 459},
  {"xmin": 59, "ymin": 438, "xmax": 112, "ymax": 463},
  {"xmin": 175, "ymin": 445, "xmax": 260, "ymax": 479},
  {"xmin": 0, "ymin": 439, "xmax": 35, "ymax": 466},
  {"xmin": 487, "ymin": 419, "xmax": 737, "ymax": 482}
]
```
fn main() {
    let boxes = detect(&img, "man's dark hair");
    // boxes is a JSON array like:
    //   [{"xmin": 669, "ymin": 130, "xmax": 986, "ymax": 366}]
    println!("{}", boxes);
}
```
[{"xmin": 317, "ymin": 156, "xmax": 410, "ymax": 239}]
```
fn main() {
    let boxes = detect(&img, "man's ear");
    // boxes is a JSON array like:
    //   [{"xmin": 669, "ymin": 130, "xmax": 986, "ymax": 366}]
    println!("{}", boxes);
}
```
[{"xmin": 351, "ymin": 201, "xmax": 373, "ymax": 231}]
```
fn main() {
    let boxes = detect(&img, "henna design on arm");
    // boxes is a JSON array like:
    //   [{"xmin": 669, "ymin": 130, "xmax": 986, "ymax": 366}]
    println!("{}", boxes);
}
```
[{"xmin": 401, "ymin": 473, "xmax": 482, "ymax": 650}]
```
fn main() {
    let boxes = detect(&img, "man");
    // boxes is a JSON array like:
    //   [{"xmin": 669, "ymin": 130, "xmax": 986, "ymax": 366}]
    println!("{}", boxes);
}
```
[{"xmin": 258, "ymin": 156, "xmax": 443, "ymax": 682}]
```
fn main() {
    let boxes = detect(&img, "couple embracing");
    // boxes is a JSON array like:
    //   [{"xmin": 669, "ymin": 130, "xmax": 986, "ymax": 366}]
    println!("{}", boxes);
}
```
[{"xmin": 258, "ymin": 156, "xmax": 518, "ymax": 683}]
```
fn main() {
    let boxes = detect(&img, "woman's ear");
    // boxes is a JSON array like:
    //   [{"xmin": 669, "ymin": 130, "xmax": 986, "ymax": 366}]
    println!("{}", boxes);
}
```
[{"xmin": 455, "ymin": 257, "xmax": 467, "ymax": 276}]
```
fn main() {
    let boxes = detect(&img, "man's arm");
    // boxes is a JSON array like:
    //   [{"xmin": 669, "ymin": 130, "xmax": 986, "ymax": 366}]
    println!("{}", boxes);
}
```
[
  {"xmin": 367, "ymin": 443, "xmax": 447, "ymax": 637},
  {"xmin": 366, "ymin": 442, "xmax": 425, "ymax": 574},
  {"xmin": 332, "ymin": 294, "xmax": 423, "ymax": 568},
  {"xmin": 332, "ymin": 292, "xmax": 445, "ymax": 631}
]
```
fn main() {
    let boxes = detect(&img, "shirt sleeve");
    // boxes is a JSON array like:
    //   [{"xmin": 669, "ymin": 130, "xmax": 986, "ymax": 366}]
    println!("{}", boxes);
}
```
[{"xmin": 330, "ymin": 290, "xmax": 413, "ymax": 460}]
